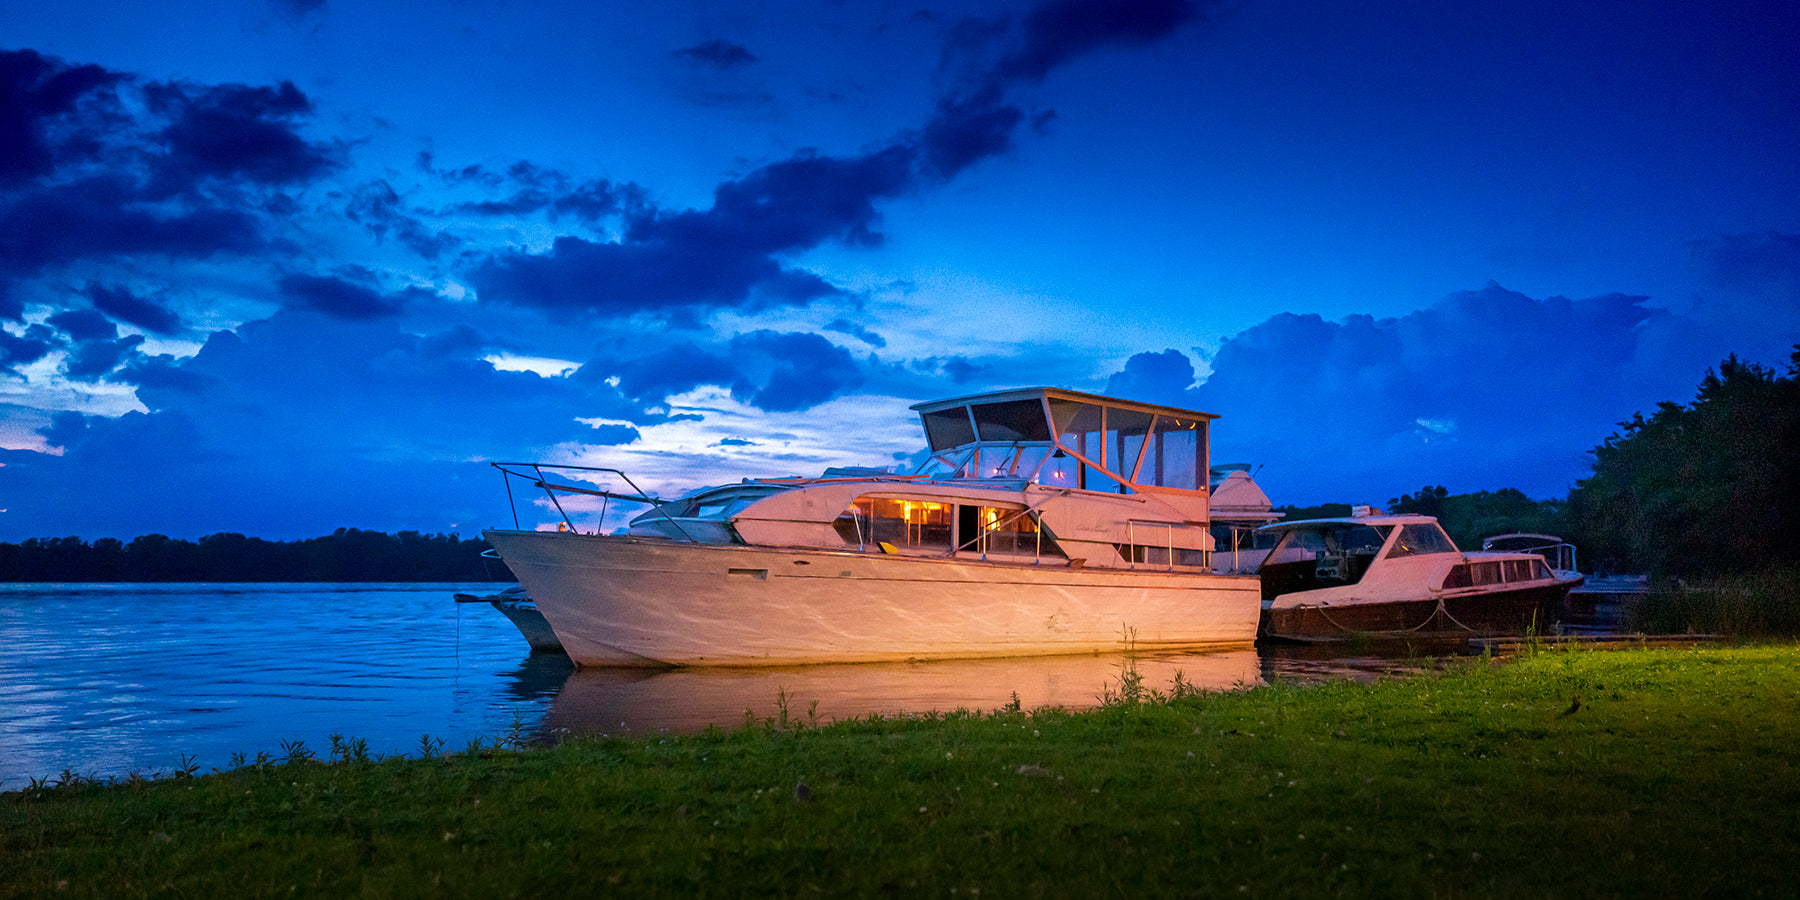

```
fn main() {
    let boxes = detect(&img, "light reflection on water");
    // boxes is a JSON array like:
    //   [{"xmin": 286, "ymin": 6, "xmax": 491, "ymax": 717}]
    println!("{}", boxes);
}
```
[{"xmin": 0, "ymin": 584, "xmax": 1433, "ymax": 788}]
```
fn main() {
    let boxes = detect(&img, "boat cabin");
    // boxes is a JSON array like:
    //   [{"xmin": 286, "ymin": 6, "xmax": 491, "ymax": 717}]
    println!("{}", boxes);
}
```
[
  {"xmin": 1256, "ymin": 515, "xmax": 1459, "ymax": 601},
  {"xmin": 625, "ymin": 387, "xmax": 1226, "ymax": 571}
]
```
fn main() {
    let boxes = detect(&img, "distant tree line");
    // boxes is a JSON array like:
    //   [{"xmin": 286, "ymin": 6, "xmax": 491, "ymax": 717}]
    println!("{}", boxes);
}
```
[{"xmin": 0, "ymin": 529, "xmax": 515, "ymax": 583}]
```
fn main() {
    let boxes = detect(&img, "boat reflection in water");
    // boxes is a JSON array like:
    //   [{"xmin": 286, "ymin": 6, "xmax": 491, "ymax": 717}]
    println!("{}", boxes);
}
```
[{"xmin": 537, "ymin": 648, "xmax": 1264, "ymax": 738}]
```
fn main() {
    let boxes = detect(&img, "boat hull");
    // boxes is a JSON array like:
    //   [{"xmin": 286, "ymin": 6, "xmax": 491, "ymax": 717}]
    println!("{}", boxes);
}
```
[
  {"xmin": 1261, "ymin": 579, "xmax": 1578, "ymax": 642},
  {"xmin": 482, "ymin": 530, "xmax": 1262, "ymax": 667}
]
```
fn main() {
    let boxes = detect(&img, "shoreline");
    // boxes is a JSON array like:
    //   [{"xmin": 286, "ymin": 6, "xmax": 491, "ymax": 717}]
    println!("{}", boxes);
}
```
[{"xmin": 6, "ymin": 643, "xmax": 1797, "ymax": 896}]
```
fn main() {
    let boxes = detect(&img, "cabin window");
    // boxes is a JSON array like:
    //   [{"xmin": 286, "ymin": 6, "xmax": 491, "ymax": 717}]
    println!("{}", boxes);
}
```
[
  {"xmin": 833, "ymin": 498, "xmax": 952, "ymax": 550},
  {"xmin": 1138, "ymin": 415, "xmax": 1204, "ymax": 490},
  {"xmin": 1117, "ymin": 544, "xmax": 1211, "ymax": 568},
  {"xmin": 1049, "ymin": 402, "xmax": 1118, "ymax": 492},
  {"xmin": 1107, "ymin": 407, "xmax": 1155, "ymax": 486},
  {"xmin": 1473, "ymin": 561, "xmax": 1503, "ymax": 585},
  {"xmin": 1442, "ymin": 557, "xmax": 1554, "ymax": 590},
  {"xmin": 1386, "ymin": 523, "xmax": 1458, "ymax": 558},
  {"xmin": 957, "ymin": 505, "xmax": 1061, "ymax": 557}
]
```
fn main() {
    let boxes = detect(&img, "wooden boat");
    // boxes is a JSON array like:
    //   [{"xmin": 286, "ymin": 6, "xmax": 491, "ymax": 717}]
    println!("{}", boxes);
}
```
[
  {"xmin": 1258, "ymin": 512, "xmax": 1583, "ymax": 642},
  {"xmin": 482, "ymin": 388, "xmax": 1263, "ymax": 667}
]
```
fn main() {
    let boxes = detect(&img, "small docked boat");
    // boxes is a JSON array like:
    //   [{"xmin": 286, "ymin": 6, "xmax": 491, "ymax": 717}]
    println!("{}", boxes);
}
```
[
  {"xmin": 1258, "ymin": 511, "xmax": 1583, "ymax": 642},
  {"xmin": 1481, "ymin": 533, "xmax": 1645, "ymax": 632},
  {"xmin": 482, "ymin": 387, "xmax": 1263, "ymax": 667},
  {"xmin": 453, "ymin": 585, "xmax": 564, "ymax": 653}
]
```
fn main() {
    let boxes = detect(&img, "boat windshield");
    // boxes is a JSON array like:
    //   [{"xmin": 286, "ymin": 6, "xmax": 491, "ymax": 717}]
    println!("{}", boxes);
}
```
[
  {"xmin": 912, "ymin": 444, "xmax": 1055, "ymax": 480},
  {"xmin": 1267, "ymin": 523, "xmax": 1392, "ymax": 560},
  {"xmin": 1384, "ymin": 523, "xmax": 1458, "ymax": 557}
]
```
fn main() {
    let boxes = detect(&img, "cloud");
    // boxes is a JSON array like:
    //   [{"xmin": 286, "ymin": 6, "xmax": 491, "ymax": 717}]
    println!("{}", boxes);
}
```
[
  {"xmin": 471, "ymin": 147, "xmax": 918, "ymax": 315},
  {"xmin": 86, "ymin": 283, "xmax": 185, "ymax": 335},
  {"xmin": 0, "ymin": 48, "xmax": 126, "ymax": 187},
  {"xmin": 470, "ymin": 0, "xmax": 1214, "ymax": 319},
  {"xmin": 140, "ymin": 79, "xmax": 343, "ymax": 191},
  {"xmin": 0, "ymin": 51, "xmax": 345, "ymax": 313},
  {"xmin": 277, "ymin": 272, "xmax": 407, "ymax": 320},
  {"xmin": 724, "ymin": 330, "xmax": 865, "ymax": 412},
  {"xmin": 0, "ymin": 176, "xmax": 267, "ymax": 291},
  {"xmin": 1101, "ymin": 283, "xmax": 1719, "ymax": 505},
  {"xmin": 0, "ymin": 324, "xmax": 54, "ymax": 375},
  {"xmin": 989, "ymin": 0, "xmax": 1202, "ymax": 87},
  {"xmin": 826, "ymin": 318, "xmax": 886, "ymax": 348},
  {"xmin": 47, "ymin": 308, "xmax": 115, "ymax": 342},
  {"xmin": 675, "ymin": 40, "xmax": 758, "ymax": 69},
  {"xmin": 1103, "ymin": 347, "xmax": 1195, "ymax": 403},
  {"xmin": 0, "ymin": 307, "xmax": 664, "ymax": 539}
]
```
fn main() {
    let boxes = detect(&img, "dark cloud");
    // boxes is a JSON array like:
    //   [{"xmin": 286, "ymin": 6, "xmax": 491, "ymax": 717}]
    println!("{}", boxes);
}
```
[
  {"xmin": 438, "ymin": 161, "xmax": 633, "ymax": 225},
  {"xmin": 64, "ymin": 333, "xmax": 145, "ymax": 379},
  {"xmin": 603, "ymin": 342, "xmax": 739, "ymax": 404},
  {"xmin": 141, "ymin": 79, "xmax": 342, "ymax": 191},
  {"xmin": 918, "ymin": 88, "xmax": 1025, "ymax": 179},
  {"xmin": 474, "ymin": 146, "xmax": 914, "ymax": 314},
  {"xmin": 0, "ymin": 176, "xmax": 265, "ymax": 284},
  {"xmin": 47, "ymin": 308, "xmax": 115, "ymax": 342},
  {"xmin": 0, "ymin": 48, "xmax": 126, "ymax": 187},
  {"xmin": 1101, "ymin": 284, "xmax": 1720, "ymax": 505},
  {"xmin": 581, "ymin": 329, "xmax": 866, "ymax": 414},
  {"xmin": 0, "ymin": 323, "xmax": 54, "ymax": 374},
  {"xmin": 1, "ymin": 308, "xmax": 664, "ymax": 539},
  {"xmin": 1694, "ymin": 231, "xmax": 1800, "ymax": 289},
  {"xmin": 826, "ymin": 318, "xmax": 886, "ymax": 348},
  {"xmin": 470, "ymin": 0, "xmax": 1211, "ymax": 319},
  {"xmin": 725, "ymin": 330, "xmax": 864, "ymax": 412},
  {"xmin": 1103, "ymin": 347, "xmax": 1195, "ymax": 404},
  {"xmin": 475, "ymin": 233, "xmax": 843, "ymax": 315},
  {"xmin": 344, "ymin": 180, "xmax": 459, "ymax": 260},
  {"xmin": 0, "ymin": 53, "xmax": 342, "ymax": 311},
  {"xmin": 675, "ymin": 40, "xmax": 758, "ymax": 69},
  {"xmin": 277, "ymin": 273, "xmax": 406, "ymax": 320},
  {"xmin": 991, "ymin": 0, "xmax": 1200, "ymax": 86},
  {"xmin": 87, "ymin": 283, "xmax": 185, "ymax": 335}
]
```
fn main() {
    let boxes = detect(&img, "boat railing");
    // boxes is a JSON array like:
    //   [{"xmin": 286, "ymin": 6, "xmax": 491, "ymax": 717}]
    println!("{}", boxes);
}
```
[{"xmin": 490, "ymin": 462, "xmax": 696, "ymax": 542}]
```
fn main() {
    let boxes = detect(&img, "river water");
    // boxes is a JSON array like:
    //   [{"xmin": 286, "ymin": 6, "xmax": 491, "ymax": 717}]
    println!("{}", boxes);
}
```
[{"xmin": 0, "ymin": 583, "xmax": 1430, "ymax": 788}]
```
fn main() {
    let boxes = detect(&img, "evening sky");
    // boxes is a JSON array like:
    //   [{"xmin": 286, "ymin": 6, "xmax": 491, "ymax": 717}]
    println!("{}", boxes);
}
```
[{"xmin": 2, "ymin": 0, "xmax": 1796, "ymax": 539}]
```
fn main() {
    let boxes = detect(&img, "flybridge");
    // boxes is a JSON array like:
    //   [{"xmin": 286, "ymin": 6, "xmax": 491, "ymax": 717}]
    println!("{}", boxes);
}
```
[{"xmin": 909, "ymin": 387, "xmax": 1217, "ymax": 495}]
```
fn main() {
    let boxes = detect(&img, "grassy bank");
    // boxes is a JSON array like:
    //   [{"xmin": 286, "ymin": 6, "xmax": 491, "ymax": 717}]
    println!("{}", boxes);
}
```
[{"xmin": 5, "ymin": 645, "xmax": 1798, "ymax": 898}]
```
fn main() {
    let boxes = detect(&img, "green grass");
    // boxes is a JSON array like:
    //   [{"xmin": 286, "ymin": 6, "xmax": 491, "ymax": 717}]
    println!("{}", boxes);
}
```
[{"xmin": 5, "ymin": 645, "xmax": 1799, "ymax": 898}]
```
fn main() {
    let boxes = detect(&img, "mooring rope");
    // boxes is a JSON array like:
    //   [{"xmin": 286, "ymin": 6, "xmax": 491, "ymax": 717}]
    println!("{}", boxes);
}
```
[{"xmin": 1304, "ymin": 596, "xmax": 1478, "ymax": 637}]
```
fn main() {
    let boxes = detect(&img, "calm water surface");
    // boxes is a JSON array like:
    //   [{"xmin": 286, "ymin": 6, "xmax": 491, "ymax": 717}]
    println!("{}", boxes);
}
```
[{"xmin": 0, "ymin": 583, "xmax": 1429, "ymax": 788}]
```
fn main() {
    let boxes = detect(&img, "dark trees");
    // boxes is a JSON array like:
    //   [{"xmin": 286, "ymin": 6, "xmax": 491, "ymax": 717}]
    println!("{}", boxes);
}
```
[{"xmin": 1566, "ymin": 350, "xmax": 1800, "ymax": 578}]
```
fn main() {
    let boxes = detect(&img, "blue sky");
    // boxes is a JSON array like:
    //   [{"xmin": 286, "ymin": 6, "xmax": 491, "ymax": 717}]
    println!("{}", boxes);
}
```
[{"xmin": 2, "ymin": 0, "xmax": 1797, "ymax": 540}]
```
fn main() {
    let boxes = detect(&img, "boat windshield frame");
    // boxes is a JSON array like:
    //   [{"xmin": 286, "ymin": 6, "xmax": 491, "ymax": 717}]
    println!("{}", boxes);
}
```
[{"xmin": 909, "ymin": 388, "xmax": 1218, "ymax": 495}]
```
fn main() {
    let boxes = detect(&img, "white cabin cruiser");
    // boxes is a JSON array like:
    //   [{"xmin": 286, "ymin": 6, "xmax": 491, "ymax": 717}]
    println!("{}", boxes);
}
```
[
  {"xmin": 1258, "ymin": 512, "xmax": 1583, "ymax": 641},
  {"xmin": 482, "ymin": 388, "xmax": 1262, "ymax": 667}
]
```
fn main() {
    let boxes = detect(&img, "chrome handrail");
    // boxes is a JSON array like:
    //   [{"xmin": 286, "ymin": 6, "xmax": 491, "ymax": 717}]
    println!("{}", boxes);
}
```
[{"xmin": 490, "ymin": 462, "xmax": 697, "ymax": 542}]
